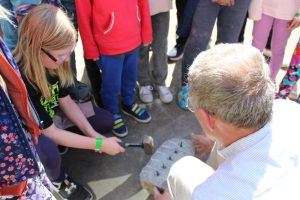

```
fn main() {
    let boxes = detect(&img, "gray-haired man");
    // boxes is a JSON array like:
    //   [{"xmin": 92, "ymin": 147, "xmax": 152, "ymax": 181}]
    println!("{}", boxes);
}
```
[{"xmin": 154, "ymin": 43, "xmax": 300, "ymax": 200}]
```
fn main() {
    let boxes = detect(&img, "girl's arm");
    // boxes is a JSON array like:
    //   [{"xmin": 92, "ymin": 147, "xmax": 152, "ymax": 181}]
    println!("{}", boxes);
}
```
[
  {"xmin": 42, "ymin": 123, "xmax": 124, "ymax": 155},
  {"xmin": 58, "ymin": 95, "xmax": 101, "ymax": 138}
]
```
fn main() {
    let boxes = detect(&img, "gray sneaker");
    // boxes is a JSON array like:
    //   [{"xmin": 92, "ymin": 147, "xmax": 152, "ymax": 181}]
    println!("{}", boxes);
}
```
[
  {"xmin": 157, "ymin": 86, "xmax": 173, "ymax": 103},
  {"xmin": 139, "ymin": 85, "xmax": 153, "ymax": 103}
]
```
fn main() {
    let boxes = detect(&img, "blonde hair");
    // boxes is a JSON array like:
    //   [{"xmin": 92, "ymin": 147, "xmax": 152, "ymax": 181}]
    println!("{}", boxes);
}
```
[
  {"xmin": 14, "ymin": 4, "xmax": 76, "ymax": 100},
  {"xmin": 188, "ymin": 44, "xmax": 275, "ymax": 129}
]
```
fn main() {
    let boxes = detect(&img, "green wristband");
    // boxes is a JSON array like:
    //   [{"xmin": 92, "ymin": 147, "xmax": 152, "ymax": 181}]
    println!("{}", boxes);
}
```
[
  {"xmin": 95, "ymin": 138, "xmax": 103, "ymax": 151},
  {"xmin": 295, "ymin": 13, "xmax": 300, "ymax": 17}
]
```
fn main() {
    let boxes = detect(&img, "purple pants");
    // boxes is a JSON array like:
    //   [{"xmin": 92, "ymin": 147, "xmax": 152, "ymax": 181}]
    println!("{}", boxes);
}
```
[
  {"xmin": 35, "ymin": 105, "xmax": 113, "ymax": 181},
  {"xmin": 252, "ymin": 14, "xmax": 291, "ymax": 81}
]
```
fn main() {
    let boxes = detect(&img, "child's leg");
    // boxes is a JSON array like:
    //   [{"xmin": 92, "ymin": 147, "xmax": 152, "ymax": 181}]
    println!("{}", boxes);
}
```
[
  {"xmin": 138, "ymin": 45, "xmax": 151, "ymax": 86},
  {"xmin": 87, "ymin": 105, "xmax": 114, "ymax": 133},
  {"xmin": 98, "ymin": 55, "xmax": 124, "ymax": 114},
  {"xmin": 277, "ymin": 45, "xmax": 300, "ymax": 100},
  {"xmin": 35, "ymin": 135, "xmax": 64, "ymax": 181},
  {"xmin": 252, "ymin": 14, "xmax": 274, "ymax": 52},
  {"xmin": 269, "ymin": 18, "xmax": 291, "ymax": 80},
  {"xmin": 181, "ymin": 0, "xmax": 220, "ymax": 86},
  {"xmin": 152, "ymin": 11, "xmax": 169, "ymax": 86},
  {"xmin": 215, "ymin": 0, "xmax": 249, "ymax": 44},
  {"xmin": 176, "ymin": 0, "xmax": 199, "ymax": 39},
  {"xmin": 121, "ymin": 48, "xmax": 139, "ymax": 106}
]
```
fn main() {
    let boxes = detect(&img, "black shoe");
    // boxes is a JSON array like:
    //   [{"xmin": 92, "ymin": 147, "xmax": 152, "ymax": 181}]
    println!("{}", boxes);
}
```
[
  {"xmin": 53, "ymin": 175, "xmax": 94, "ymax": 200},
  {"xmin": 168, "ymin": 43, "xmax": 184, "ymax": 62}
]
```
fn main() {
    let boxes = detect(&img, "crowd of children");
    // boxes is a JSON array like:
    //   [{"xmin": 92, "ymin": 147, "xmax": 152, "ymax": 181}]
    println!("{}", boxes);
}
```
[{"xmin": 1, "ymin": 0, "xmax": 300, "ymax": 199}]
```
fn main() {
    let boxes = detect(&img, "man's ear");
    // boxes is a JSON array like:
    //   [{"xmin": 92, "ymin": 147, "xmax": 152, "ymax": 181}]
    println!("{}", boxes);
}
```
[{"xmin": 195, "ymin": 108, "xmax": 216, "ymax": 131}]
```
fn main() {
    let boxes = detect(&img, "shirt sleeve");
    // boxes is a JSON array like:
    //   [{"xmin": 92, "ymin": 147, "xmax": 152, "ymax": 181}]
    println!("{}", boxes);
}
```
[
  {"xmin": 75, "ymin": 0, "xmax": 100, "ymax": 59},
  {"xmin": 59, "ymin": 85, "xmax": 69, "ymax": 98},
  {"xmin": 138, "ymin": 0, "xmax": 153, "ymax": 44}
]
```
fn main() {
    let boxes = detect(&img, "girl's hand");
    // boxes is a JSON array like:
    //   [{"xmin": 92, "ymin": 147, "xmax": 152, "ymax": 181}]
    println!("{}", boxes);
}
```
[
  {"xmin": 288, "ymin": 18, "xmax": 300, "ymax": 31},
  {"xmin": 101, "ymin": 137, "xmax": 125, "ymax": 155}
]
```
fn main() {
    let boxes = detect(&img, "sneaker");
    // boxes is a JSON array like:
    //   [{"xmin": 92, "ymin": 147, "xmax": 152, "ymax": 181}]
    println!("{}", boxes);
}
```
[
  {"xmin": 177, "ymin": 85, "xmax": 189, "ymax": 110},
  {"xmin": 157, "ymin": 86, "xmax": 173, "ymax": 103},
  {"xmin": 122, "ymin": 103, "xmax": 151, "ymax": 123},
  {"xmin": 168, "ymin": 43, "xmax": 184, "ymax": 61},
  {"xmin": 52, "ymin": 175, "xmax": 93, "ymax": 200},
  {"xmin": 112, "ymin": 114, "xmax": 128, "ymax": 137},
  {"xmin": 139, "ymin": 85, "xmax": 153, "ymax": 103}
]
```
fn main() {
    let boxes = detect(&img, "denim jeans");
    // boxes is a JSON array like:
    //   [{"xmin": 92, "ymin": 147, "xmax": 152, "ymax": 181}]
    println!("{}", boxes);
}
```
[
  {"xmin": 181, "ymin": 0, "xmax": 250, "ymax": 85},
  {"xmin": 176, "ymin": 0, "xmax": 199, "ymax": 39},
  {"xmin": 97, "ymin": 48, "xmax": 139, "ymax": 114}
]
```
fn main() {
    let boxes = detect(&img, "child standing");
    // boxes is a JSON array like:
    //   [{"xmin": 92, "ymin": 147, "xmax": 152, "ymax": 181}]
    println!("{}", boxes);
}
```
[
  {"xmin": 249, "ymin": 0, "xmax": 300, "ymax": 81},
  {"xmin": 138, "ymin": 0, "xmax": 173, "ymax": 104},
  {"xmin": 76, "ymin": 0, "xmax": 153, "ymax": 137}
]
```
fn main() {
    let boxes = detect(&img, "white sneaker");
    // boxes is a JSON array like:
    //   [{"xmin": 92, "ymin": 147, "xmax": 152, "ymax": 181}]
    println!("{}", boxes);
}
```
[
  {"xmin": 139, "ymin": 85, "xmax": 153, "ymax": 103},
  {"xmin": 157, "ymin": 86, "xmax": 173, "ymax": 103}
]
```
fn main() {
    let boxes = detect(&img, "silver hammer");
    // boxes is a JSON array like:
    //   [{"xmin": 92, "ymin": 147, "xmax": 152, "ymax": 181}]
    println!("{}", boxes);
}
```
[{"xmin": 118, "ymin": 135, "xmax": 154, "ymax": 155}]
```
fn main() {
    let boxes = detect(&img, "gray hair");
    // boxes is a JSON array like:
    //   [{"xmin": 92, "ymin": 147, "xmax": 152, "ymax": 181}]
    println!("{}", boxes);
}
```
[{"xmin": 188, "ymin": 43, "xmax": 275, "ymax": 129}]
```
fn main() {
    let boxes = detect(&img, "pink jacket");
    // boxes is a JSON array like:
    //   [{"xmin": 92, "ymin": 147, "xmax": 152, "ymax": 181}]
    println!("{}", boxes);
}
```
[
  {"xmin": 149, "ymin": 0, "xmax": 172, "ymax": 16},
  {"xmin": 249, "ymin": 0, "xmax": 300, "ymax": 20}
]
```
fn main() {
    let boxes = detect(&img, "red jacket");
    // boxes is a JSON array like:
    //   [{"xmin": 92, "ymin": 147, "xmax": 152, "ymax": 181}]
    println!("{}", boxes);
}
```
[{"xmin": 75, "ymin": 0, "xmax": 153, "ymax": 59}]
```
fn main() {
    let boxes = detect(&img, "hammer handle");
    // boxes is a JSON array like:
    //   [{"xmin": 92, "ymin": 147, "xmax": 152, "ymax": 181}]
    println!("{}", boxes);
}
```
[{"xmin": 118, "ymin": 141, "xmax": 143, "ymax": 148}]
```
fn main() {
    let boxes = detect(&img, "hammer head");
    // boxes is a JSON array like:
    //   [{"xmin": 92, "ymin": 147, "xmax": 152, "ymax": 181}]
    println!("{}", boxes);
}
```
[{"xmin": 142, "ymin": 135, "xmax": 154, "ymax": 155}]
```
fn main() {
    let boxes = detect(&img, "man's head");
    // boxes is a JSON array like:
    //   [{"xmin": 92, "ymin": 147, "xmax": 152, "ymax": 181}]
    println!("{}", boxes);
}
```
[{"xmin": 188, "ymin": 44, "xmax": 275, "ymax": 138}]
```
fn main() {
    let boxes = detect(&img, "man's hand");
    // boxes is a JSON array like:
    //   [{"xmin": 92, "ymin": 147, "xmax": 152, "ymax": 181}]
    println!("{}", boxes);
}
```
[
  {"xmin": 212, "ymin": 0, "xmax": 235, "ymax": 6},
  {"xmin": 153, "ymin": 187, "xmax": 170, "ymax": 200},
  {"xmin": 288, "ymin": 18, "xmax": 300, "ymax": 31},
  {"xmin": 192, "ymin": 133, "xmax": 214, "ymax": 161},
  {"xmin": 101, "ymin": 137, "xmax": 125, "ymax": 155}
]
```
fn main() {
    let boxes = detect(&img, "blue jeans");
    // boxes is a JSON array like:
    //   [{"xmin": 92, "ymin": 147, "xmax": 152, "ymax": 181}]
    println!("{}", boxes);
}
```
[
  {"xmin": 181, "ymin": 0, "xmax": 250, "ymax": 85},
  {"xmin": 0, "ymin": 0, "xmax": 40, "ymax": 50},
  {"xmin": 97, "ymin": 48, "xmax": 139, "ymax": 114},
  {"xmin": 176, "ymin": 0, "xmax": 199, "ymax": 38}
]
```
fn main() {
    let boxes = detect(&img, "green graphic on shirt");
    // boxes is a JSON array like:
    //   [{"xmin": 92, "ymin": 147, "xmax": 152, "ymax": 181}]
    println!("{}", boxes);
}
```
[{"xmin": 40, "ymin": 82, "xmax": 60, "ymax": 119}]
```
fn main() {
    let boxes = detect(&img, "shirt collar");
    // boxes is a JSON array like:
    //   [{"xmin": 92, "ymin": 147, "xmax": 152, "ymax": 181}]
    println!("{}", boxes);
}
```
[{"xmin": 218, "ymin": 121, "xmax": 271, "ymax": 159}]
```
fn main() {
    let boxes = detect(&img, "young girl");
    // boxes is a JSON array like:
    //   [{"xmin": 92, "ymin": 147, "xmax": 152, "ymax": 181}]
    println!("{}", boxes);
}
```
[
  {"xmin": 138, "ymin": 0, "xmax": 173, "ymax": 104},
  {"xmin": 249, "ymin": 0, "xmax": 300, "ymax": 81},
  {"xmin": 277, "ymin": 38, "xmax": 300, "ymax": 103},
  {"xmin": 75, "ymin": 0, "xmax": 153, "ymax": 137},
  {"xmin": 14, "ymin": 4, "xmax": 125, "ymax": 200}
]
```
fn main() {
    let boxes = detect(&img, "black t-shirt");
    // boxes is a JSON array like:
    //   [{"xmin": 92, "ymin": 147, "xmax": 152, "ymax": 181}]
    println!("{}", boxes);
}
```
[{"xmin": 22, "ymin": 74, "xmax": 69, "ymax": 129}]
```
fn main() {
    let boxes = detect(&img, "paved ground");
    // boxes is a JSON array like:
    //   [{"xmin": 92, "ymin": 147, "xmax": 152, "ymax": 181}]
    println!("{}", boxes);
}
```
[{"xmin": 61, "ymin": 5, "xmax": 300, "ymax": 200}]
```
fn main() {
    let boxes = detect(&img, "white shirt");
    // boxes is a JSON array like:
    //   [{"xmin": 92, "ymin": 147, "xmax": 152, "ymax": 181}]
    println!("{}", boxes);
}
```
[{"xmin": 192, "ymin": 99, "xmax": 300, "ymax": 200}]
